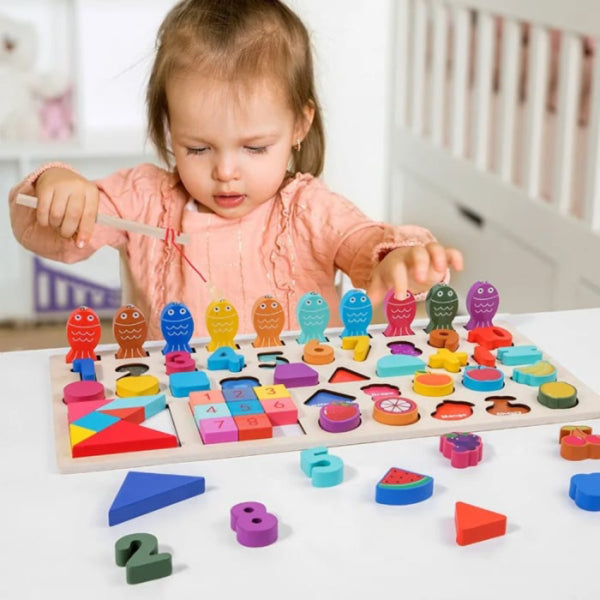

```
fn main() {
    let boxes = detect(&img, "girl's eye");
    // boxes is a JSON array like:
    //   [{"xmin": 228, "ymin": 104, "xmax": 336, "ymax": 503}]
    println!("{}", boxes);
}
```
[
  {"xmin": 245, "ymin": 146, "xmax": 267, "ymax": 154},
  {"xmin": 186, "ymin": 147, "xmax": 208, "ymax": 155}
]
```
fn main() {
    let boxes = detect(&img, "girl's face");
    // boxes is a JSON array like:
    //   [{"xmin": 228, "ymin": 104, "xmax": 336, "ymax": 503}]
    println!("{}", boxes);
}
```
[{"xmin": 167, "ymin": 73, "xmax": 313, "ymax": 219}]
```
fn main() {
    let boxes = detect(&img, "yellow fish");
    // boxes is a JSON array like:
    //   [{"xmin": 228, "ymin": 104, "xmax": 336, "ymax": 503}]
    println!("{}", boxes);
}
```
[{"xmin": 205, "ymin": 298, "xmax": 239, "ymax": 351}]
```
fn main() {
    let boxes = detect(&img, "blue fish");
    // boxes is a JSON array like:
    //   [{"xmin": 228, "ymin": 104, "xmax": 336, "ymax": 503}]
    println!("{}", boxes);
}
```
[
  {"xmin": 160, "ymin": 302, "xmax": 194, "ymax": 354},
  {"xmin": 339, "ymin": 289, "xmax": 372, "ymax": 337},
  {"xmin": 296, "ymin": 292, "xmax": 330, "ymax": 343}
]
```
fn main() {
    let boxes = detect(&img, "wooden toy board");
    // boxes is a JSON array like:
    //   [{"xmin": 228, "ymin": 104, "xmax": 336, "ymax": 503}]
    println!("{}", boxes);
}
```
[{"xmin": 50, "ymin": 317, "xmax": 600, "ymax": 473}]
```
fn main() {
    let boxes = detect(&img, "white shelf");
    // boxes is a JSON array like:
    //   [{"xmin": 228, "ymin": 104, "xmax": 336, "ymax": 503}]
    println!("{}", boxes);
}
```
[{"xmin": 0, "ymin": 131, "xmax": 155, "ymax": 161}]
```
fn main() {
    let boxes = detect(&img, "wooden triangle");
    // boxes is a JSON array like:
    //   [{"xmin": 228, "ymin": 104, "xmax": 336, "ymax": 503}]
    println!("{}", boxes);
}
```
[
  {"xmin": 455, "ymin": 501, "xmax": 506, "ymax": 546},
  {"xmin": 109, "ymin": 471, "xmax": 205, "ymax": 525},
  {"xmin": 328, "ymin": 367, "xmax": 369, "ymax": 384},
  {"xmin": 72, "ymin": 420, "xmax": 178, "ymax": 458},
  {"xmin": 100, "ymin": 406, "xmax": 146, "ymax": 424}
]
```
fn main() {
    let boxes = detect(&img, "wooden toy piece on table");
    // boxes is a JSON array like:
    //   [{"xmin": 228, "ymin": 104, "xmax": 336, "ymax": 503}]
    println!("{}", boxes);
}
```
[
  {"xmin": 512, "ymin": 361, "xmax": 557, "ymax": 386},
  {"xmin": 65, "ymin": 306, "xmax": 102, "ymax": 363},
  {"xmin": 296, "ymin": 291, "xmax": 330, "ymax": 343},
  {"xmin": 428, "ymin": 348, "xmax": 468, "ymax": 372},
  {"xmin": 429, "ymin": 329, "xmax": 459, "ymax": 352},
  {"xmin": 112, "ymin": 304, "xmax": 148, "ymax": 359},
  {"xmin": 439, "ymin": 432, "xmax": 483, "ymax": 468},
  {"xmin": 467, "ymin": 326, "xmax": 513, "ymax": 349},
  {"xmin": 375, "ymin": 467, "xmax": 434, "ymax": 505},
  {"xmin": 251, "ymin": 295, "xmax": 285, "ymax": 347},
  {"xmin": 568, "ymin": 473, "xmax": 600, "ymax": 511},
  {"xmin": 464, "ymin": 280, "xmax": 499, "ymax": 330},
  {"xmin": 207, "ymin": 346, "xmax": 245, "ymax": 372},
  {"xmin": 319, "ymin": 401, "xmax": 361, "ymax": 433},
  {"xmin": 382, "ymin": 289, "xmax": 416, "ymax": 336},
  {"xmin": 413, "ymin": 372, "xmax": 454, "ymax": 396},
  {"xmin": 341, "ymin": 335, "xmax": 371, "ymax": 361},
  {"xmin": 160, "ymin": 302, "xmax": 194, "ymax": 354},
  {"xmin": 372, "ymin": 396, "xmax": 419, "ymax": 426},
  {"xmin": 538, "ymin": 381, "xmax": 578, "ymax": 408},
  {"xmin": 559, "ymin": 425, "xmax": 600, "ymax": 460},
  {"xmin": 109, "ymin": 471, "xmax": 205, "ymax": 525},
  {"xmin": 303, "ymin": 339, "xmax": 335, "ymax": 365},
  {"xmin": 424, "ymin": 283, "xmax": 459, "ymax": 332},
  {"xmin": 339, "ymin": 288, "xmax": 373, "ymax": 337},
  {"xmin": 454, "ymin": 501, "xmax": 507, "ymax": 545},
  {"xmin": 300, "ymin": 446, "xmax": 344, "ymax": 487},
  {"xmin": 115, "ymin": 532, "xmax": 172, "ymax": 584},
  {"xmin": 230, "ymin": 501, "xmax": 278, "ymax": 547},
  {"xmin": 205, "ymin": 297, "xmax": 239, "ymax": 351}
]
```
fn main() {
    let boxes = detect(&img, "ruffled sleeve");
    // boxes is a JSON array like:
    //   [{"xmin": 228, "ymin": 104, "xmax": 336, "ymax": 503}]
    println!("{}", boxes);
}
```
[{"xmin": 279, "ymin": 174, "xmax": 440, "ymax": 291}]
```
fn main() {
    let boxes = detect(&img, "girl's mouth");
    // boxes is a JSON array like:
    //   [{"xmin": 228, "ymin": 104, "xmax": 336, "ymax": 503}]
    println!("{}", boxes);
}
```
[{"xmin": 214, "ymin": 194, "xmax": 245, "ymax": 209}]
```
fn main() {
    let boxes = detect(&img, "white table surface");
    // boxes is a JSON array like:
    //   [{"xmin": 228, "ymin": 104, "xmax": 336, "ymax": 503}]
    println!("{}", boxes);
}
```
[{"xmin": 2, "ymin": 309, "xmax": 600, "ymax": 600}]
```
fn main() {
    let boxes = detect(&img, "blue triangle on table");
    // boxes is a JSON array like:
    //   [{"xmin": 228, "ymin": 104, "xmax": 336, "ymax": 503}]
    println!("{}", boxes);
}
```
[{"xmin": 108, "ymin": 471, "xmax": 206, "ymax": 526}]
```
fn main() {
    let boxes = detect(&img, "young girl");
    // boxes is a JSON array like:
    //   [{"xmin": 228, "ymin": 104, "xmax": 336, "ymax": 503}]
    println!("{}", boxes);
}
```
[{"xmin": 9, "ymin": 0, "xmax": 463, "ymax": 339}]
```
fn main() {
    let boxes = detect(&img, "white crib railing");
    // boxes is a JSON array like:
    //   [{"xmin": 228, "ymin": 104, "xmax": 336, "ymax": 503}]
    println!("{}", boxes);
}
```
[
  {"xmin": 395, "ymin": 0, "xmax": 600, "ymax": 228},
  {"xmin": 393, "ymin": 0, "xmax": 600, "ymax": 310}
]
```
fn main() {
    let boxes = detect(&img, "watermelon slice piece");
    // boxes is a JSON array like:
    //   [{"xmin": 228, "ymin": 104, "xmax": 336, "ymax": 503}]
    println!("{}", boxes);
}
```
[{"xmin": 375, "ymin": 467, "xmax": 434, "ymax": 505}]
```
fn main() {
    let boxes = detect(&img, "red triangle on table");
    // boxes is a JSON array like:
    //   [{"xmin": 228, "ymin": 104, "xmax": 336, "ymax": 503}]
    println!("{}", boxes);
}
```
[
  {"xmin": 72, "ymin": 419, "xmax": 178, "ymax": 458},
  {"xmin": 100, "ymin": 406, "xmax": 146, "ymax": 424},
  {"xmin": 455, "ymin": 501, "xmax": 507, "ymax": 546},
  {"xmin": 328, "ymin": 367, "xmax": 370, "ymax": 384}
]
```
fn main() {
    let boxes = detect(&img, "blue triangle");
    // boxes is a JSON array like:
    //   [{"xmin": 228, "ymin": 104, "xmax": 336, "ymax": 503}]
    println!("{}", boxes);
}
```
[{"xmin": 108, "ymin": 471, "xmax": 205, "ymax": 526}]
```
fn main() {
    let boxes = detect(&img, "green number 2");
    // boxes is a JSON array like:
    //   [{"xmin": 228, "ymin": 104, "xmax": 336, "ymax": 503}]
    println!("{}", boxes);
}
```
[{"xmin": 115, "ymin": 533, "xmax": 172, "ymax": 584}]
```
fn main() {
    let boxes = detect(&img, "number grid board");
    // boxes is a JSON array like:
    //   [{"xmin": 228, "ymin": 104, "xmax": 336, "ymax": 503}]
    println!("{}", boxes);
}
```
[{"xmin": 49, "ymin": 318, "xmax": 600, "ymax": 473}]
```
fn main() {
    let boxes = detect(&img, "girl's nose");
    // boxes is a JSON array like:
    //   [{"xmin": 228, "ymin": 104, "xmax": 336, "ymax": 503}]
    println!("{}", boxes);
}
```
[{"xmin": 212, "ymin": 152, "xmax": 239, "ymax": 182}]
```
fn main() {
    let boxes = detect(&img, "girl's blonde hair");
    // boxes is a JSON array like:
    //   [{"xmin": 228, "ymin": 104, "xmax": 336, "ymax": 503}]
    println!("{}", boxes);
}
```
[{"xmin": 147, "ymin": 0, "xmax": 325, "ymax": 176}]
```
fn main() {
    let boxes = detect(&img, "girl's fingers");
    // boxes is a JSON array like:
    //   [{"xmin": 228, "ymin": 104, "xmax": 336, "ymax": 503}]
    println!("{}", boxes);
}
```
[
  {"xmin": 60, "ymin": 194, "xmax": 85, "ymax": 240},
  {"xmin": 35, "ymin": 188, "xmax": 54, "ymax": 228},
  {"xmin": 75, "ymin": 189, "xmax": 99, "ymax": 247},
  {"xmin": 406, "ymin": 245, "xmax": 429, "ymax": 282}
]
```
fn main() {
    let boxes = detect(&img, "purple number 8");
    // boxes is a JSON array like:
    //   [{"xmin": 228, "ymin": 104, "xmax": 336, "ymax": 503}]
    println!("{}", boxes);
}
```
[{"xmin": 230, "ymin": 501, "xmax": 278, "ymax": 547}]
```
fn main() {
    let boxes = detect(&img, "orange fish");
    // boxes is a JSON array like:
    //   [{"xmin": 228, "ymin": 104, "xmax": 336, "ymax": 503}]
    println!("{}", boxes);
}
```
[
  {"xmin": 113, "ymin": 304, "xmax": 148, "ymax": 359},
  {"xmin": 65, "ymin": 306, "xmax": 101, "ymax": 363},
  {"xmin": 252, "ymin": 295, "xmax": 285, "ymax": 347}
]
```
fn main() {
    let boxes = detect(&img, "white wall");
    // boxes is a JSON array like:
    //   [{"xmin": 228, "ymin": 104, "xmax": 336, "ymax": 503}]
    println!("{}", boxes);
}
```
[{"xmin": 0, "ymin": 0, "xmax": 394, "ymax": 321}]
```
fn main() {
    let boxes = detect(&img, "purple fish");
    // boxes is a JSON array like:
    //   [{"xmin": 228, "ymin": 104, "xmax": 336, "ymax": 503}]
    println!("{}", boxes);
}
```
[{"xmin": 465, "ymin": 281, "xmax": 499, "ymax": 330}]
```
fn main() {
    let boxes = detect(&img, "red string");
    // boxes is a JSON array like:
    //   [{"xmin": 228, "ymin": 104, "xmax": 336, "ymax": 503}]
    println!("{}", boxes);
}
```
[{"xmin": 163, "ymin": 228, "xmax": 207, "ymax": 283}]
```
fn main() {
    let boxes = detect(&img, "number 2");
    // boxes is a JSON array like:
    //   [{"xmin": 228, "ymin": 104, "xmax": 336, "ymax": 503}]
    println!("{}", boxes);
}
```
[{"xmin": 115, "ymin": 533, "xmax": 172, "ymax": 584}]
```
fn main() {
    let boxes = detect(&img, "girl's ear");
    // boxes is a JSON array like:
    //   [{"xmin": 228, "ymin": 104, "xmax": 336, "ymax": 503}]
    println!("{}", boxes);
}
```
[{"xmin": 295, "ymin": 101, "xmax": 315, "ymax": 142}]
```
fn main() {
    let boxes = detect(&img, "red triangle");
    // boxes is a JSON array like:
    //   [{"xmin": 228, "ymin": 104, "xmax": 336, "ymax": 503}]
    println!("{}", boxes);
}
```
[
  {"xmin": 100, "ymin": 406, "xmax": 146, "ymax": 424},
  {"xmin": 455, "ymin": 501, "xmax": 506, "ymax": 546},
  {"xmin": 328, "ymin": 367, "xmax": 370, "ymax": 384},
  {"xmin": 72, "ymin": 420, "xmax": 178, "ymax": 458}
]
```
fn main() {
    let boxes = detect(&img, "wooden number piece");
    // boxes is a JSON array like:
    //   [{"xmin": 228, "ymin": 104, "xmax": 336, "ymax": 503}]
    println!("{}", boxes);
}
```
[
  {"xmin": 300, "ymin": 446, "xmax": 344, "ymax": 487},
  {"xmin": 230, "ymin": 501, "xmax": 278, "ymax": 547},
  {"xmin": 303, "ymin": 339, "xmax": 335, "ymax": 365},
  {"xmin": 115, "ymin": 533, "xmax": 172, "ymax": 584}
]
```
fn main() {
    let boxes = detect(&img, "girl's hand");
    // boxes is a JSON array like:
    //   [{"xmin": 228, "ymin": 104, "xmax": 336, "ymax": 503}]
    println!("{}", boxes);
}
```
[
  {"xmin": 367, "ymin": 242, "xmax": 464, "ymax": 305},
  {"xmin": 34, "ymin": 167, "xmax": 99, "ymax": 248}
]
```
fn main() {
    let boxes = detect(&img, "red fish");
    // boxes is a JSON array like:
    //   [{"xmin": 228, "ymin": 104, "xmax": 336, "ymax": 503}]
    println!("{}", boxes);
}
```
[
  {"xmin": 65, "ymin": 306, "xmax": 101, "ymax": 363},
  {"xmin": 383, "ymin": 290, "xmax": 416, "ymax": 336}
]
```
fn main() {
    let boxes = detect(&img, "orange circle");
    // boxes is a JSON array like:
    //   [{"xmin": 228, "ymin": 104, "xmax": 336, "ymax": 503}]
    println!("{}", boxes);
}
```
[{"xmin": 373, "ymin": 397, "xmax": 419, "ymax": 426}]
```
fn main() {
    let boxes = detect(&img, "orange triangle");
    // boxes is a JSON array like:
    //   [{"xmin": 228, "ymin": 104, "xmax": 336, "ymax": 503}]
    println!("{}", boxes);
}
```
[
  {"xmin": 72, "ymin": 420, "xmax": 178, "ymax": 458},
  {"xmin": 328, "ymin": 367, "xmax": 370, "ymax": 384},
  {"xmin": 100, "ymin": 406, "xmax": 146, "ymax": 424},
  {"xmin": 455, "ymin": 501, "xmax": 506, "ymax": 546}
]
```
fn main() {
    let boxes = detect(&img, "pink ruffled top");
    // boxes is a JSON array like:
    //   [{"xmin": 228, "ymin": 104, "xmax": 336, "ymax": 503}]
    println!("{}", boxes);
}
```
[{"xmin": 9, "ymin": 163, "xmax": 437, "ymax": 338}]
